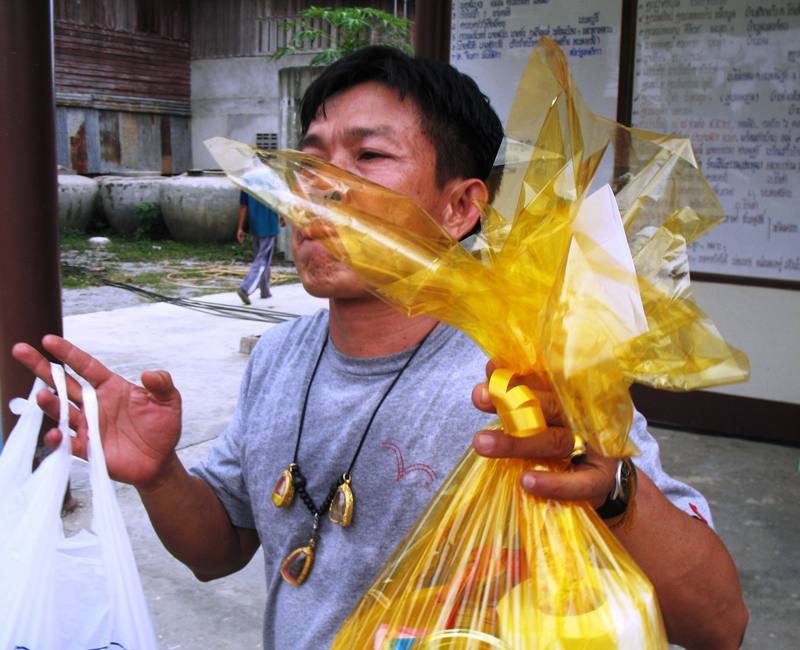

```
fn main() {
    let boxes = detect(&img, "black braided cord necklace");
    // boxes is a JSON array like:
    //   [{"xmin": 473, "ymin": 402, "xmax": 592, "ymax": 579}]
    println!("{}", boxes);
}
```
[{"xmin": 272, "ymin": 325, "xmax": 435, "ymax": 586}]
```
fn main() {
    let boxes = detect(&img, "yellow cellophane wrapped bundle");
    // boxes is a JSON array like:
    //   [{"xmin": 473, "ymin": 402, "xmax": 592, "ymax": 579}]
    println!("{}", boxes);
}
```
[{"xmin": 207, "ymin": 38, "xmax": 748, "ymax": 649}]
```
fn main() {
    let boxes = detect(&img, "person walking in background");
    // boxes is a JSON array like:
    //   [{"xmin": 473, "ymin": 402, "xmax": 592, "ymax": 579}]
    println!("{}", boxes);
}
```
[{"xmin": 236, "ymin": 191, "xmax": 281, "ymax": 304}]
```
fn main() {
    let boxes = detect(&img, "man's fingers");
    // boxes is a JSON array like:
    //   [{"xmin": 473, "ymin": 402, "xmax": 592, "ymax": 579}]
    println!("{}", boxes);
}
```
[
  {"xmin": 484, "ymin": 359, "xmax": 549, "ymax": 390},
  {"xmin": 12, "ymin": 341, "xmax": 83, "ymax": 405},
  {"xmin": 473, "ymin": 381, "xmax": 562, "ymax": 423},
  {"xmin": 141, "ymin": 370, "xmax": 178, "ymax": 403},
  {"xmin": 42, "ymin": 427, "xmax": 63, "ymax": 449},
  {"xmin": 41, "ymin": 335, "xmax": 113, "ymax": 389},
  {"xmin": 534, "ymin": 390, "xmax": 565, "ymax": 427},
  {"xmin": 43, "ymin": 427, "xmax": 88, "ymax": 460},
  {"xmin": 521, "ymin": 464, "xmax": 614, "ymax": 507},
  {"xmin": 12, "ymin": 342, "xmax": 56, "ymax": 386},
  {"xmin": 36, "ymin": 389, "xmax": 84, "ymax": 432},
  {"xmin": 473, "ymin": 427, "xmax": 576, "ymax": 459},
  {"xmin": 39, "ymin": 385, "xmax": 89, "ymax": 461},
  {"xmin": 36, "ymin": 388, "xmax": 64, "ymax": 422},
  {"xmin": 479, "ymin": 361, "xmax": 564, "ymax": 426},
  {"xmin": 471, "ymin": 382, "xmax": 494, "ymax": 413}
]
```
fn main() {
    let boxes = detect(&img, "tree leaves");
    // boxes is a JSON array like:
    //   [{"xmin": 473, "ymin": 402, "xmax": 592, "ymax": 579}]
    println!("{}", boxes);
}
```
[{"xmin": 268, "ymin": 6, "xmax": 412, "ymax": 64}]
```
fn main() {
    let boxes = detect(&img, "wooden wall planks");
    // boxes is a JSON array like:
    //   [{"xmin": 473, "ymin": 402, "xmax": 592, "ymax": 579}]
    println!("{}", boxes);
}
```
[{"xmin": 53, "ymin": 1, "xmax": 191, "ymax": 173}]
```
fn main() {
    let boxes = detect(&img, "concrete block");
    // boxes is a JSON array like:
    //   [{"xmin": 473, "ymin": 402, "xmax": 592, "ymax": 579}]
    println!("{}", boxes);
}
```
[{"xmin": 239, "ymin": 334, "xmax": 261, "ymax": 355}]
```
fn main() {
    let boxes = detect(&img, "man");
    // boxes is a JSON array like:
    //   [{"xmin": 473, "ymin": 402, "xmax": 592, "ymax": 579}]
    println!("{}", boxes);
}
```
[
  {"xmin": 236, "ymin": 190, "xmax": 281, "ymax": 304},
  {"xmin": 13, "ymin": 47, "xmax": 746, "ymax": 648}
]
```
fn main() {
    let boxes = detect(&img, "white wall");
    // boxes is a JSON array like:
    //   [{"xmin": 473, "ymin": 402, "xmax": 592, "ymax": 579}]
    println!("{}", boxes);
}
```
[
  {"xmin": 693, "ymin": 281, "xmax": 800, "ymax": 404},
  {"xmin": 190, "ymin": 54, "xmax": 314, "ymax": 170},
  {"xmin": 190, "ymin": 54, "xmax": 317, "ymax": 261}
]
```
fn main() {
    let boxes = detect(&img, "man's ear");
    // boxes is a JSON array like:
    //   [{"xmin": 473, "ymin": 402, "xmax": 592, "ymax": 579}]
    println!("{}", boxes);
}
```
[{"xmin": 439, "ymin": 178, "xmax": 488, "ymax": 240}]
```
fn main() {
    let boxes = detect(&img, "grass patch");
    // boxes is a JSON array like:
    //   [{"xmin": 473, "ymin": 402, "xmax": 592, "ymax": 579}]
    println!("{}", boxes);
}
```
[
  {"xmin": 61, "ymin": 230, "xmax": 251, "ymax": 265},
  {"xmin": 62, "ymin": 263, "xmax": 106, "ymax": 289},
  {"xmin": 60, "ymin": 230, "xmax": 298, "ymax": 295}
]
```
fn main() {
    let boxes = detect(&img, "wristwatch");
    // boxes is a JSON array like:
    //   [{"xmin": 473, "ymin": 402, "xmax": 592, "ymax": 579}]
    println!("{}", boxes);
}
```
[{"xmin": 596, "ymin": 458, "xmax": 637, "ymax": 520}]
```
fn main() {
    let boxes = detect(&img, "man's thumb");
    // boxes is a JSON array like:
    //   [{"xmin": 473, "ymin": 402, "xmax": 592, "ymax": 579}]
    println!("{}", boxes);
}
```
[{"xmin": 141, "ymin": 370, "xmax": 178, "ymax": 402}]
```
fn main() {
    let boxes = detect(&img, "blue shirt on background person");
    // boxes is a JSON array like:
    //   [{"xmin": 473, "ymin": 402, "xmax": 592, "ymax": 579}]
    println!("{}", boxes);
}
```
[{"xmin": 240, "ymin": 191, "xmax": 280, "ymax": 237}]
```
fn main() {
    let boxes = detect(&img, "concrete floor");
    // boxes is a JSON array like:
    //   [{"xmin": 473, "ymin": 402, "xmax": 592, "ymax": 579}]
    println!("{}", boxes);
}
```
[{"xmin": 47, "ymin": 283, "xmax": 800, "ymax": 648}]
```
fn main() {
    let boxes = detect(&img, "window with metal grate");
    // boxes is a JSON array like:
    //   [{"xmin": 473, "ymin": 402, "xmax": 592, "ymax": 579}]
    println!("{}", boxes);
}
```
[{"xmin": 256, "ymin": 133, "xmax": 278, "ymax": 150}]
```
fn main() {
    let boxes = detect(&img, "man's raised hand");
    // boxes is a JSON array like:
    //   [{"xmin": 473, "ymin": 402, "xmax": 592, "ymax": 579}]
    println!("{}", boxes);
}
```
[{"xmin": 11, "ymin": 335, "xmax": 183, "ymax": 489}]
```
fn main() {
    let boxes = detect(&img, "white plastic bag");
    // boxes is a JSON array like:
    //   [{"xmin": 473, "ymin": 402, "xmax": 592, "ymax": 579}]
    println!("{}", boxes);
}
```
[
  {"xmin": 0, "ymin": 377, "xmax": 47, "ymax": 506},
  {"xmin": 0, "ymin": 365, "xmax": 158, "ymax": 650}
]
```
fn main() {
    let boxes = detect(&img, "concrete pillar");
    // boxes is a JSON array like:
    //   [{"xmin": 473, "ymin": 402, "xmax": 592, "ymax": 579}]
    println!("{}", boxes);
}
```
[
  {"xmin": 277, "ymin": 65, "xmax": 322, "ymax": 262},
  {"xmin": 0, "ymin": 1, "xmax": 62, "ymax": 440}
]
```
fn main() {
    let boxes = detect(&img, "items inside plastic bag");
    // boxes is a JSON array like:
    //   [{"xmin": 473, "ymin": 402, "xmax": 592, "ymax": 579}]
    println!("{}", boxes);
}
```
[{"xmin": 207, "ymin": 36, "xmax": 749, "ymax": 649}]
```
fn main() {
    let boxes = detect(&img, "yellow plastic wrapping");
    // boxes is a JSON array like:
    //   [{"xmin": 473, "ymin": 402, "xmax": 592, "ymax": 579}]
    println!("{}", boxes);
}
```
[{"xmin": 207, "ymin": 38, "xmax": 749, "ymax": 650}]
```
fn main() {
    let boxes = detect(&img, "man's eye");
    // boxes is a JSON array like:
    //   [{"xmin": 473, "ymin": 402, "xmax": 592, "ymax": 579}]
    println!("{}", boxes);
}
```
[{"xmin": 359, "ymin": 151, "xmax": 386, "ymax": 160}]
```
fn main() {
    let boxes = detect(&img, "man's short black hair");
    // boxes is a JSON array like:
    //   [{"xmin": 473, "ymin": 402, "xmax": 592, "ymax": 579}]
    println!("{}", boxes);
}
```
[{"xmin": 299, "ymin": 45, "xmax": 503, "ymax": 188}]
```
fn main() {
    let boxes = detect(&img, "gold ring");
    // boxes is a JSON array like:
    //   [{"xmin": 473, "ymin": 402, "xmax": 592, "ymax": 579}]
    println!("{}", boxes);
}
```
[{"xmin": 569, "ymin": 433, "xmax": 587, "ymax": 462}]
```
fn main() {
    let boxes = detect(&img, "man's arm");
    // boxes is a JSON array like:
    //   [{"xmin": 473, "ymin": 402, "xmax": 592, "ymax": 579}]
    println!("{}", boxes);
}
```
[
  {"xmin": 12, "ymin": 337, "xmax": 259, "ymax": 582},
  {"xmin": 611, "ymin": 471, "xmax": 747, "ymax": 649},
  {"xmin": 136, "ymin": 453, "xmax": 260, "ymax": 581},
  {"xmin": 237, "ymin": 203, "xmax": 248, "ymax": 244}
]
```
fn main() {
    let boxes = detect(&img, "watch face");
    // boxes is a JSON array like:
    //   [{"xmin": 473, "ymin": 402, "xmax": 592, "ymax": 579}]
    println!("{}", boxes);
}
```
[
  {"xmin": 597, "ymin": 459, "xmax": 637, "ymax": 520},
  {"xmin": 619, "ymin": 461, "xmax": 633, "ymax": 502}
]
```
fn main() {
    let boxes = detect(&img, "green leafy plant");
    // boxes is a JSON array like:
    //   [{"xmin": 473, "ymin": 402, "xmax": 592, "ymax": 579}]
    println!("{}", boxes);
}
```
[
  {"xmin": 270, "ymin": 7, "xmax": 412, "ymax": 65},
  {"xmin": 133, "ymin": 201, "xmax": 168, "ymax": 240}
]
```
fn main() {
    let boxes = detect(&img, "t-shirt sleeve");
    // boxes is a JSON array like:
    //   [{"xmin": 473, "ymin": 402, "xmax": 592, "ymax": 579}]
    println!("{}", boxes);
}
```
[
  {"xmin": 189, "ymin": 357, "xmax": 257, "ymax": 530},
  {"xmin": 239, "ymin": 191, "xmax": 248, "ymax": 207},
  {"xmin": 628, "ymin": 409, "xmax": 714, "ymax": 527}
]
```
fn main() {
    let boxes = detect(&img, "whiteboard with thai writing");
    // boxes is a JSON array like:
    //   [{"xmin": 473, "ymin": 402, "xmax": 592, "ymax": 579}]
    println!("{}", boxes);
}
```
[
  {"xmin": 632, "ymin": 0, "xmax": 800, "ymax": 282},
  {"xmin": 450, "ymin": 0, "xmax": 623, "ymax": 124}
]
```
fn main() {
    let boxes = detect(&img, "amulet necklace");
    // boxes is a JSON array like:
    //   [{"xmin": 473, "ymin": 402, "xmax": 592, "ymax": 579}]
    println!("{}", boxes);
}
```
[{"xmin": 273, "ymin": 327, "xmax": 434, "ymax": 586}]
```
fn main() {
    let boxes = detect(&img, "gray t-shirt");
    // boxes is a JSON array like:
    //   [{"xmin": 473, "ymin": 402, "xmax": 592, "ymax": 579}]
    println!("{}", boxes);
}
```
[{"xmin": 192, "ymin": 309, "xmax": 711, "ymax": 649}]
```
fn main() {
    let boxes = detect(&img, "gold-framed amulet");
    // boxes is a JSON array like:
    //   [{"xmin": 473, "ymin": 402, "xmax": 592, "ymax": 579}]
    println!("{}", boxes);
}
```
[
  {"xmin": 272, "ymin": 468, "xmax": 295, "ymax": 508},
  {"xmin": 329, "ymin": 477, "xmax": 354, "ymax": 527}
]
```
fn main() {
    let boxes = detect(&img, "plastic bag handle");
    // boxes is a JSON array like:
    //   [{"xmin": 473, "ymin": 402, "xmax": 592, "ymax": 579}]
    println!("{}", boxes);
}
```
[
  {"xmin": 82, "ymin": 382, "xmax": 119, "ymax": 533},
  {"xmin": 0, "ymin": 379, "xmax": 47, "ymax": 501},
  {"xmin": 81, "ymin": 382, "xmax": 159, "ymax": 646},
  {"xmin": 82, "ymin": 383, "xmax": 111, "ymax": 481},
  {"xmin": 50, "ymin": 364, "xmax": 73, "ymax": 457},
  {"xmin": 8, "ymin": 378, "xmax": 46, "ymax": 417}
]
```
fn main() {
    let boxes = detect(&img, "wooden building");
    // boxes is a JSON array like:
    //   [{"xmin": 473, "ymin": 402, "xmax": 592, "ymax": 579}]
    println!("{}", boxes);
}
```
[
  {"xmin": 54, "ymin": 0, "xmax": 414, "ymax": 174},
  {"xmin": 54, "ymin": 0, "xmax": 192, "ymax": 174}
]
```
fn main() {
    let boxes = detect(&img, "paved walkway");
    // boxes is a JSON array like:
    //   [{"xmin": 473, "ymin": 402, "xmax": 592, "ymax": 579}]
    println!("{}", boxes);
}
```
[{"xmin": 52, "ymin": 283, "xmax": 799, "ymax": 649}]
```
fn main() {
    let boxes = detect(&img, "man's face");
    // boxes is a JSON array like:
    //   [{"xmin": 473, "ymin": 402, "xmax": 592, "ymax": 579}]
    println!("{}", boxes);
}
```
[{"xmin": 294, "ymin": 81, "xmax": 455, "ymax": 299}]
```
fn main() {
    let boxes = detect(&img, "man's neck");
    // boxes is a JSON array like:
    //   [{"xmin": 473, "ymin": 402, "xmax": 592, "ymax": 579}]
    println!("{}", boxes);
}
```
[{"xmin": 328, "ymin": 295, "xmax": 438, "ymax": 358}]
